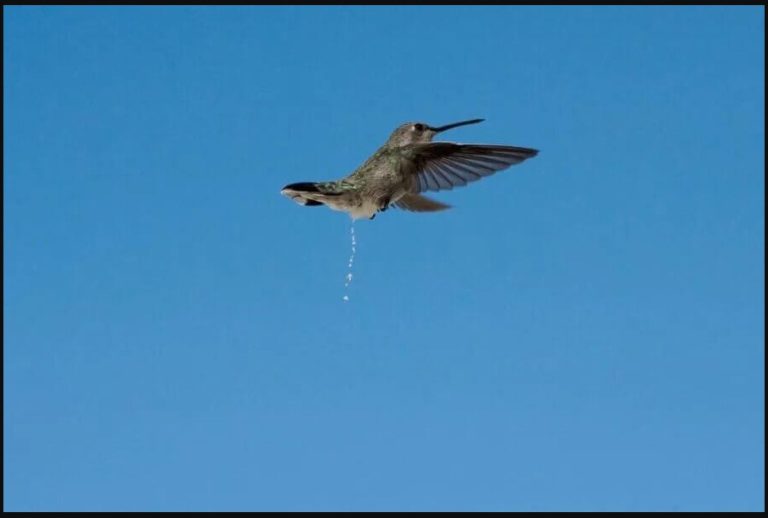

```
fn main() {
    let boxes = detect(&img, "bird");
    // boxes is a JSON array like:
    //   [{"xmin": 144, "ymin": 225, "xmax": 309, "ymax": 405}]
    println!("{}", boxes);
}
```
[{"xmin": 280, "ymin": 118, "xmax": 538, "ymax": 220}]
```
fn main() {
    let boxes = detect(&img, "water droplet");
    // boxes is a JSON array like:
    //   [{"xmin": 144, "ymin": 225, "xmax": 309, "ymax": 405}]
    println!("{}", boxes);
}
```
[{"xmin": 343, "ymin": 222, "xmax": 356, "ymax": 301}]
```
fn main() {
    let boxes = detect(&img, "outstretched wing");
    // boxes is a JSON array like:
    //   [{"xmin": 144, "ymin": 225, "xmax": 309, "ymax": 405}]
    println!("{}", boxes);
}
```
[
  {"xmin": 406, "ymin": 143, "xmax": 538, "ymax": 193},
  {"xmin": 393, "ymin": 193, "xmax": 451, "ymax": 212}
]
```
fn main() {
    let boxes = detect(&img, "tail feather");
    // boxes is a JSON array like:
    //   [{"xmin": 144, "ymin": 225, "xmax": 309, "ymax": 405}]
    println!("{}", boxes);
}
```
[
  {"xmin": 281, "ymin": 182, "xmax": 343, "ymax": 207},
  {"xmin": 282, "ymin": 182, "xmax": 321, "ymax": 193},
  {"xmin": 281, "ymin": 182, "xmax": 322, "ymax": 207}
]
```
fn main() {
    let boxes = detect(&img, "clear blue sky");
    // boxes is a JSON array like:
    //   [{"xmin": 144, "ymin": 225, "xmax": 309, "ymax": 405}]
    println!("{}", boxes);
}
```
[{"xmin": 4, "ymin": 6, "xmax": 764, "ymax": 512}]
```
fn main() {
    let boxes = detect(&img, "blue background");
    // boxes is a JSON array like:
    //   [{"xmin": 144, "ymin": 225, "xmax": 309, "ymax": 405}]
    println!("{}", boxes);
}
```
[{"xmin": 4, "ymin": 6, "xmax": 764, "ymax": 511}]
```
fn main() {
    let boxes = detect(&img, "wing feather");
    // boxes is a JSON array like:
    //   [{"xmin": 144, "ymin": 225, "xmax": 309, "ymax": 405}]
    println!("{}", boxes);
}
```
[{"xmin": 406, "ymin": 143, "xmax": 538, "ymax": 193}]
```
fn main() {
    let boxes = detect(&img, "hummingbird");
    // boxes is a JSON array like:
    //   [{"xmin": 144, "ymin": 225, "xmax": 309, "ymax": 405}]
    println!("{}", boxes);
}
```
[{"xmin": 280, "ymin": 118, "xmax": 538, "ymax": 220}]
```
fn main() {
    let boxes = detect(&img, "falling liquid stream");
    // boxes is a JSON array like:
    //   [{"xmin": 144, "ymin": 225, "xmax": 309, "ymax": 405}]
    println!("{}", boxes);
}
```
[{"xmin": 342, "ymin": 222, "xmax": 356, "ymax": 302}]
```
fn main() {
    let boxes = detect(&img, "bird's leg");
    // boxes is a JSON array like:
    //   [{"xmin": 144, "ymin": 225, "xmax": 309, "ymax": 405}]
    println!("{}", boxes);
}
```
[
  {"xmin": 368, "ymin": 196, "xmax": 390, "ymax": 219},
  {"xmin": 378, "ymin": 196, "xmax": 391, "ymax": 212}
]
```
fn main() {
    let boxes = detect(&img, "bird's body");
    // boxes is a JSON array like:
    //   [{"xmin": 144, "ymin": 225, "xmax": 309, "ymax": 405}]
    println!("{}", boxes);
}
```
[{"xmin": 281, "ymin": 119, "xmax": 538, "ymax": 220}]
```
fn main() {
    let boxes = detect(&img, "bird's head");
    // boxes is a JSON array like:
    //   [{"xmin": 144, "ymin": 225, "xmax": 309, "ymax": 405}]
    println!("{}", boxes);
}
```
[{"xmin": 385, "ymin": 118, "xmax": 484, "ymax": 147}]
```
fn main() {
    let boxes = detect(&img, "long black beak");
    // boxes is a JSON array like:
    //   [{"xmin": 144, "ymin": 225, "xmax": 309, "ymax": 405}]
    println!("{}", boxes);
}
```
[{"xmin": 429, "ymin": 118, "xmax": 484, "ymax": 133}]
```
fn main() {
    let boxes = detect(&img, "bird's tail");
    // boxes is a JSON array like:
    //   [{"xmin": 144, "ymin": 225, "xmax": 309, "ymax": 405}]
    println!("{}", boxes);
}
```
[{"xmin": 280, "ymin": 182, "xmax": 342, "ymax": 207}]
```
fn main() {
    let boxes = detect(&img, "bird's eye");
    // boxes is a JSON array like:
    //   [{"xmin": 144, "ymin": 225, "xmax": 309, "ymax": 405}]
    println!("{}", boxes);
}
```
[{"xmin": 413, "ymin": 123, "xmax": 425, "ymax": 131}]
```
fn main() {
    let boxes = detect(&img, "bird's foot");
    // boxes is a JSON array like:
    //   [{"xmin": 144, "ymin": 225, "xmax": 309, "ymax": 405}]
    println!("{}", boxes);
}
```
[{"xmin": 378, "ymin": 197, "xmax": 391, "ymax": 212}]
